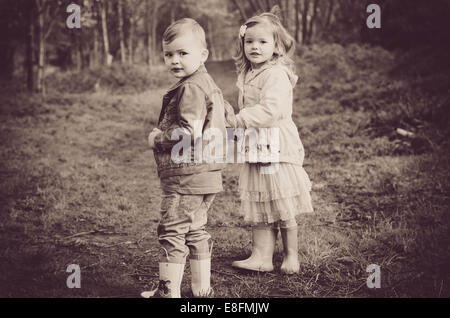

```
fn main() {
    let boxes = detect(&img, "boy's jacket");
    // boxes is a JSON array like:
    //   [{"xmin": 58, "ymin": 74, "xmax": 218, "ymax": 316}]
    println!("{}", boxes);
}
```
[{"xmin": 153, "ymin": 65, "xmax": 227, "ymax": 178}]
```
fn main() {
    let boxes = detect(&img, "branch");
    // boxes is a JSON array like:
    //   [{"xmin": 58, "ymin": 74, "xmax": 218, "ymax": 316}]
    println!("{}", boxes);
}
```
[
  {"xmin": 257, "ymin": 0, "xmax": 268, "ymax": 12},
  {"xmin": 35, "ymin": 0, "xmax": 44, "ymax": 13},
  {"xmin": 44, "ymin": 4, "xmax": 61, "ymax": 40},
  {"xmin": 232, "ymin": 0, "xmax": 249, "ymax": 21},
  {"xmin": 247, "ymin": 0, "xmax": 259, "ymax": 14},
  {"xmin": 324, "ymin": 0, "xmax": 334, "ymax": 29}
]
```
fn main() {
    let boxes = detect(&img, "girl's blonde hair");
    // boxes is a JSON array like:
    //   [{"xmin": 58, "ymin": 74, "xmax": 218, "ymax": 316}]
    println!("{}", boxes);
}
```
[{"xmin": 233, "ymin": 11, "xmax": 296, "ymax": 75}]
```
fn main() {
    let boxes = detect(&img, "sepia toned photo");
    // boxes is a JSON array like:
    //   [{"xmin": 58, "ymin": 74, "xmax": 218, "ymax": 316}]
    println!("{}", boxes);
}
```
[{"xmin": 0, "ymin": 0, "xmax": 449, "ymax": 303}]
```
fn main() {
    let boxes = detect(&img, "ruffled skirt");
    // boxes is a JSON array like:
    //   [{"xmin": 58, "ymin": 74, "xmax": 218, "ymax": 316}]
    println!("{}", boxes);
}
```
[{"xmin": 239, "ymin": 162, "xmax": 313, "ymax": 224}]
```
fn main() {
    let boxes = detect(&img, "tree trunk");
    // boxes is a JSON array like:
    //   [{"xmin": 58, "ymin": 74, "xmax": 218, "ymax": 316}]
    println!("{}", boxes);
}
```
[
  {"xmin": 151, "ymin": 2, "xmax": 158, "ymax": 65},
  {"xmin": 100, "ymin": 0, "xmax": 112, "ymax": 66},
  {"xmin": 307, "ymin": 0, "xmax": 319, "ymax": 43},
  {"xmin": 0, "ymin": 43, "xmax": 15, "ymax": 80},
  {"xmin": 92, "ymin": 19, "xmax": 100, "ymax": 67},
  {"xmin": 324, "ymin": 0, "xmax": 334, "ymax": 29},
  {"xmin": 231, "ymin": 0, "xmax": 248, "ymax": 22},
  {"xmin": 170, "ymin": 0, "xmax": 175, "ymax": 23},
  {"xmin": 36, "ymin": 0, "xmax": 45, "ymax": 95},
  {"xmin": 248, "ymin": 0, "xmax": 259, "ymax": 14},
  {"xmin": 73, "ymin": 32, "xmax": 82, "ymax": 72},
  {"xmin": 207, "ymin": 19, "xmax": 216, "ymax": 61},
  {"xmin": 118, "ymin": 0, "xmax": 126, "ymax": 64},
  {"xmin": 257, "ymin": 0, "xmax": 268, "ymax": 12},
  {"xmin": 26, "ymin": 5, "xmax": 35, "ymax": 92},
  {"xmin": 282, "ymin": 0, "xmax": 289, "ymax": 31},
  {"xmin": 301, "ymin": 0, "xmax": 310, "ymax": 44},
  {"xmin": 144, "ymin": 0, "xmax": 150, "ymax": 66},
  {"xmin": 128, "ymin": 19, "xmax": 135, "ymax": 64},
  {"xmin": 295, "ymin": 0, "xmax": 300, "ymax": 42}
]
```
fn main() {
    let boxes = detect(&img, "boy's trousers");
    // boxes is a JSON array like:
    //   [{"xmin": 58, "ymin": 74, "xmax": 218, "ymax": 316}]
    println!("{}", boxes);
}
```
[{"xmin": 157, "ymin": 190, "xmax": 216, "ymax": 264}]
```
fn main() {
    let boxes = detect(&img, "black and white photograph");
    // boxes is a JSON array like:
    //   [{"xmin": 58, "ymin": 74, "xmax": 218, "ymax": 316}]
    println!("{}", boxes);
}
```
[{"xmin": 0, "ymin": 0, "xmax": 449, "ymax": 303}]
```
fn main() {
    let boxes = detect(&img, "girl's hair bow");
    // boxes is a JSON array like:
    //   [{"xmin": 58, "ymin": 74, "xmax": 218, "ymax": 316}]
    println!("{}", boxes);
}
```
[{"xmin": 239, "ymin": 24, "xmax": 247, "ymax": 38}]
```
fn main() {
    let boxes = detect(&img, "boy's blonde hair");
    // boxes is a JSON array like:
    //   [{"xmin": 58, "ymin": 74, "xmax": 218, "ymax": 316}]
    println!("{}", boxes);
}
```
[
  {"xmin": 162, "ymin": 18, "xmax": 207, "ymax": 49},
  {"xmin": 233, "ymin": 11, "xmax": 296, "ymax": 75}
]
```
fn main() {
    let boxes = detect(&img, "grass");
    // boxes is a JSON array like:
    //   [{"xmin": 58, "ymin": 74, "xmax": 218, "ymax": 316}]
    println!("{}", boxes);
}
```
[{"xmin": 0, "ymin": 44, "xmax": 449, "ymax": 298}]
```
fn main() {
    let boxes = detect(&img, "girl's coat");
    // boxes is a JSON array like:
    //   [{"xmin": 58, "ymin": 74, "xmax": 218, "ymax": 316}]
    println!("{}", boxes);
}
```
[{"xmin": 235, "ymin": 63, "xmax": 305, "ymax": 166}]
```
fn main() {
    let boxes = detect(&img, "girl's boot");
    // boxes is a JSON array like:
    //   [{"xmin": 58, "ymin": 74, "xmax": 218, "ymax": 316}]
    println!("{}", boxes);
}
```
[
  {"xmin": 232, "ymin": 226, "xmax": 276, "ymax": 272},
  {"xmin": 140, "ymin": 262, "xmax": 185, "ymax": 298},
  {"xmin": 280, "ymin": 227, "xmax": 300, "ymax": 274}
]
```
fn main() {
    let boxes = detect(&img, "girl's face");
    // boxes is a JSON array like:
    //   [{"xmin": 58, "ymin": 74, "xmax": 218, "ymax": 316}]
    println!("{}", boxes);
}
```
[{"xmin": 243, "ymin": 23, "xmax": 275, "ymax": 69}]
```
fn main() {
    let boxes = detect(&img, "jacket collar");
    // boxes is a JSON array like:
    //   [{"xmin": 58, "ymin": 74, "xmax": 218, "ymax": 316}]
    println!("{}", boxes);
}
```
[
  {"xmin": 236, "ymin": 61, "xmax": 277, "ymax": 91},
  {"xmin": 166, "ymin": 64, "xmax": 208, "ymax": 93},
  {"xmin": 245, "ymin": 61, "xmax": 277, "ymax": 84}
]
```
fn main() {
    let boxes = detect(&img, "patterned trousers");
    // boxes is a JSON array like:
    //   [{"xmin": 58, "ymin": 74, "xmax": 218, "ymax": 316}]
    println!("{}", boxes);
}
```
[{"xmin": 157, "ymin": 190, "xmax": 216, "ymax": 264}]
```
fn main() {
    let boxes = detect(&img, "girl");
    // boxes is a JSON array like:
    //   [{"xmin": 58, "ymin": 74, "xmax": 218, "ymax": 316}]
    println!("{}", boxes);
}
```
[{"xmin": 226, "ymin": 9, "xmax": 313, "ymax": 274}]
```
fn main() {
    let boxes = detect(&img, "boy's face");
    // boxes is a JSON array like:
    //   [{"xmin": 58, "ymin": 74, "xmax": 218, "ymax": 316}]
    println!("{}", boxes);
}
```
[
  {"xmin": 244, "ymin": 24, "xmax": 275, "ymax": 69},
  {"xmin": 163, "ymin": 33, "xmax": 208, "ymax": 78}
]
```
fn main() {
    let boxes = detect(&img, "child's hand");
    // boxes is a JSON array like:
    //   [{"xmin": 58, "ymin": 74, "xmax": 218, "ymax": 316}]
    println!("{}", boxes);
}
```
[
  {"xmin": 148, "ymin": 128, "xmax": 162, "ymax": 149},
  {"xmin": 224, "ymin": 100, "xmax": 238, "ymax": 128}
]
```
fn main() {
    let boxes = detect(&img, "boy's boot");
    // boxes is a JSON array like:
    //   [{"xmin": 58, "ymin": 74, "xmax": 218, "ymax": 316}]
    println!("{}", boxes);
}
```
[
  {"xmin": 232, "ymin": 226, "xmax": 276, "ymax": 272},
  {"xmin": 190, "ymin": 258, "xmax": 214, "ymax": 297},
  {"xmin": 280, "ymin": 227, "xmax": 300, "ymax": 274},
  {"xmin": 140, "ymin": 262, "xmax": 185, "ymax": 298}
]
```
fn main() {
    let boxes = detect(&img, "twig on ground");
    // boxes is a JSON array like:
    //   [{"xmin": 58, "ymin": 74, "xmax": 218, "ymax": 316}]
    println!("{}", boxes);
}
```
[
  {"xmin": 127, "ymin": 273, "xmax": 156, "ymax": 277},
  {"xmin": 211, "ymin": 268, "xmax": 243, "ymax": 280},
  {"xmin": 81, "ymin": 262, "xmax": 100, "ymax": 270},
  {"xmin": 63, "ymin": 230, "xmax": 98, "ymax": 239},
  {"xmin": 104, "ymin": 240, "xmax": 134, "ymax": 248},
  {"xmin": 396, "ymin": 128, "xmax": 415, "ymax": 137},
  {"xmin": 211, "ymin": 269, "xmax": 253, "ymax": 290},
  {"xmin": 136, "ymin": 231, "xmax": 152, "ymax": 248},
  {"xmin": 342, "ymin": 281, "xmax": 367, "ymax": 296},
  {"xmin": 62, "ymin": 229, "xmax": 126, "ymax": 240}
]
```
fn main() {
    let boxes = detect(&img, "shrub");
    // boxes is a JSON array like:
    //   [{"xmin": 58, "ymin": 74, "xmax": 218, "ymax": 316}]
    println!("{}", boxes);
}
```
[
  {"xmin": 45, "ymin": 63, "xmax": 173, "ymax": 95},
  {"xmin": 296, "ymin": 43, "xmax": 449, "ymax": 155}
]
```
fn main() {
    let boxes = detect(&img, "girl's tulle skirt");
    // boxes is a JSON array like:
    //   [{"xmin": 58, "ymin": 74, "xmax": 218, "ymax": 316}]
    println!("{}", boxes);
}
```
[{"xmin": 239, "ymin": 162, "xmax": 314, "ymax": 224}]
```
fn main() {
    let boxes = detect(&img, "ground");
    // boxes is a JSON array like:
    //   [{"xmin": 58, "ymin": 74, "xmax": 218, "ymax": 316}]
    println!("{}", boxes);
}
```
[{"xmin": 0, "ymin": 45, "xmax": 449, "ymax": 297}]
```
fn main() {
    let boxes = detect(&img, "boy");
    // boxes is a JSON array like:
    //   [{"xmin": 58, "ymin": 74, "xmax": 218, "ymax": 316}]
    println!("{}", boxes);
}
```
[{"xmin": 141, "ymin": 18, "xmax": 227, "ymax": 298}]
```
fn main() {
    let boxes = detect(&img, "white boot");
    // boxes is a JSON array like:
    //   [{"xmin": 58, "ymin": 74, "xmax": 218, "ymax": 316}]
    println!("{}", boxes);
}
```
[
  {"xmin": 280, "ymin": 227, "xmax": 300, "ymax": 274},
  {"xmin": 190, "ymin": 258, "xmax": 213, "ymax": 297},
  {"xmin": 140, "ymin": 262, "xmax": 185, "ymax": 298},
  {"xmin": 232, "ymin": 227, "xmax": 276, "ymax": 272}
]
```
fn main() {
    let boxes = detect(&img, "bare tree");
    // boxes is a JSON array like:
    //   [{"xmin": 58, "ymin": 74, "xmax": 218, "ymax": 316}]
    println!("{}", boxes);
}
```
[
  {"xmin": 295, "ymin": 0, "xmax": 300, "ymax": 42},
  {"xmin": 92, "ymin": 5, "xmax": 100, "ymax": 68},
  {"xmin": 118, "ymin": 0, "xmax": 127, "ymax": 64},
  {"xmin": 306, "ymin": 0, "xmax": 320, "ymax": 43},
  {"xmin": 144, "ymin": 0, "xmax": 151, "ymax": 66},
  {"xmin": 26, "ymin": 2, "xmax": 36, "ymax": 92},
  {"xmin": 301, "ymin": 0, "xmax": 310, "ymax": 44},
  {"xmin": 34, "ymin": 0, "xmax": 60, "ymax": 94},
  {"xmin": 231, "ymin": 0, "xmax": 249, "ymax": 21},
  {"xmin": 149, "ymin": 0, "xmax": 164, "ymax": 66},
  {"xmin": 323, "ymin": 0, "xmax": 334, "ymax": 30},
  {"xmin": 99, "ymin": 0, "xmax": 112, "ymax": 66},
  {"xmin": 125, "ymin": 0, "xmax": 145, "ymax": 65},
  {"xmin": 207, "ymin": 18, "xmax": 217, "ymax": 60}
]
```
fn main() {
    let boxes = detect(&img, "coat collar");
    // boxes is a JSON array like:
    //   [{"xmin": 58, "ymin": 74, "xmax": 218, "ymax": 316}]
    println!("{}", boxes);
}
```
[
  {"xmin": 166, "ymin": 64, "xmax": 208, "ymax": 93},
  {"xmin": 245, "ymin": 61, "xmax": 278, "ymax": 84},
  {"xmin": 236, "ymin": 61, "xmax": 277, "ymax": 92}
]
